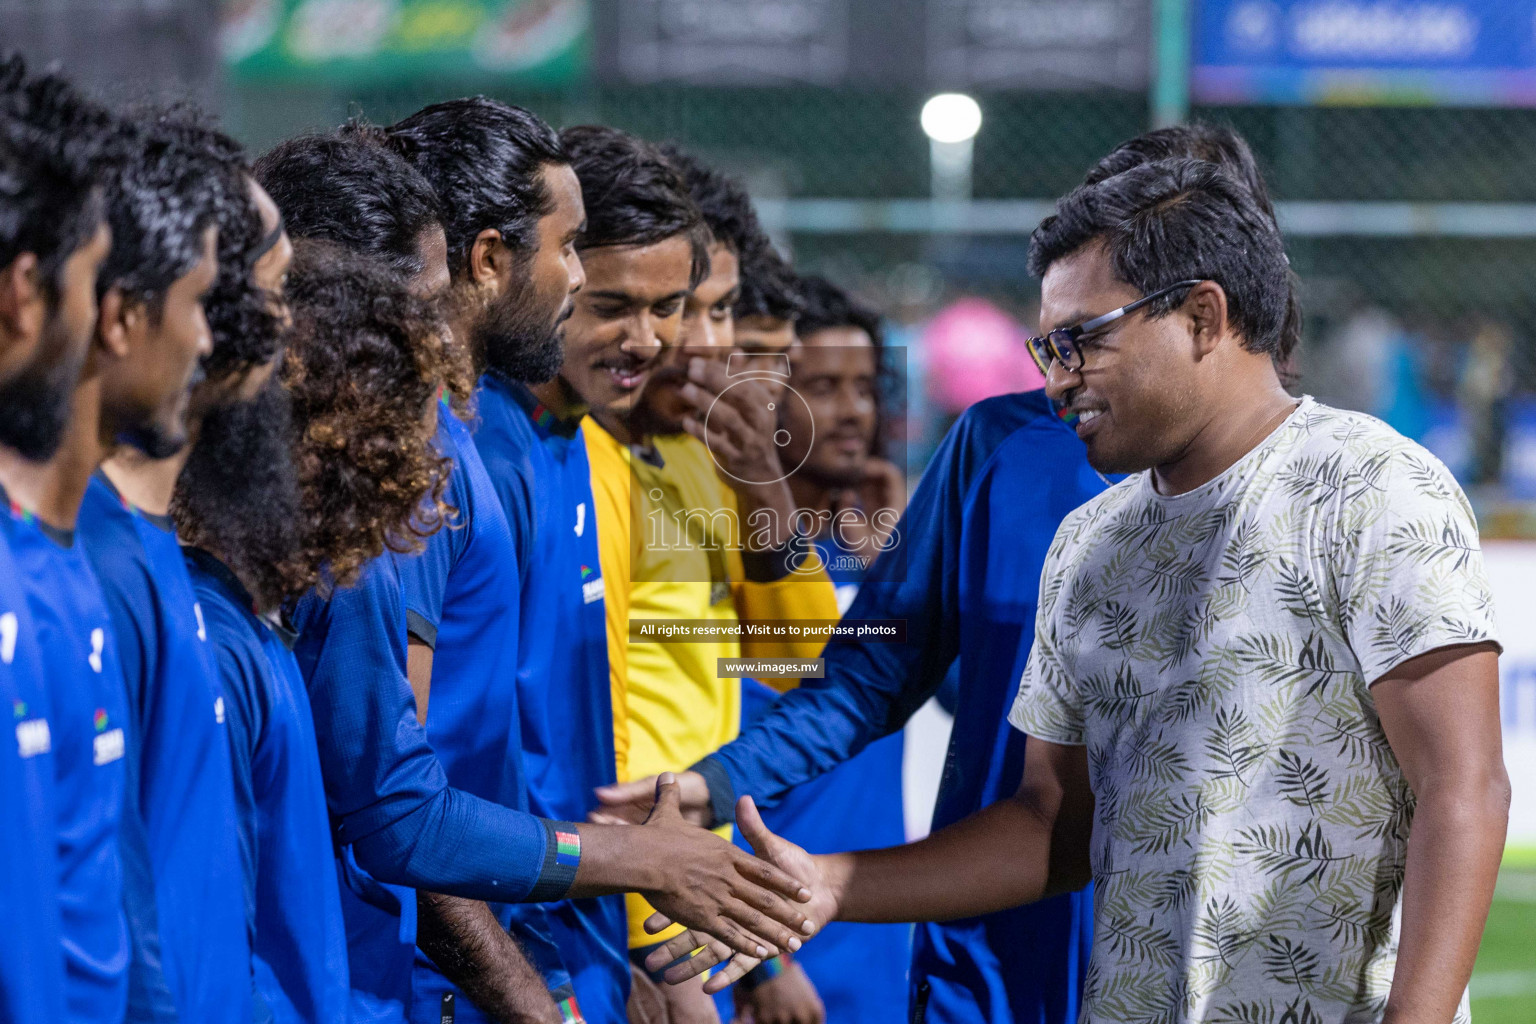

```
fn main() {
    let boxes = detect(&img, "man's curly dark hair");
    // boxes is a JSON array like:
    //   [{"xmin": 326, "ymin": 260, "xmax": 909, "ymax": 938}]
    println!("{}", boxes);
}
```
[
  {"xmin": 257, "ymin": 123, "xmax": 476, "ymax": 415},
  {"xmin": 96, "ymin": 118, "xmax": 219, "ymax": 319},
  {"xmin": 280, "ymin": 238, "xmax": 458, "ymax": 597},
  {"xmin": 133, "ymin": 104, "xmax": 284, "ymax": 380}
]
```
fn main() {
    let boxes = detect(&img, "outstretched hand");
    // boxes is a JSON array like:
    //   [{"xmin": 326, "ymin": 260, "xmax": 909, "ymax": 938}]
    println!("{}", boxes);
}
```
[
  {"xmin": 643, "ymin": 795, "xmax": 838, "ymax": 993},
  {"xmin": 635, "ymin": 776, "xmax": 816, "ymax": 964},
  {"xmin": 593, "ymin": 770, "xmax": 713, "ymax": 826}
]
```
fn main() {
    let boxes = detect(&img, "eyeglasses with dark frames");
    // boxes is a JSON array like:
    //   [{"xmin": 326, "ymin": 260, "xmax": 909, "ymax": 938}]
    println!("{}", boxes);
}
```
[{"xmin": 1026, "ymin": 279, "xmax": 1206, "ymax": 375}]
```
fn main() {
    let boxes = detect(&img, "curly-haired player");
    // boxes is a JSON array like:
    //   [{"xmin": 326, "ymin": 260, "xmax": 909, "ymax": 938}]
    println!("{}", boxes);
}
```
[{"xmin": 176, "ymin": 239, "xmax": 458, "ymax": 1023}]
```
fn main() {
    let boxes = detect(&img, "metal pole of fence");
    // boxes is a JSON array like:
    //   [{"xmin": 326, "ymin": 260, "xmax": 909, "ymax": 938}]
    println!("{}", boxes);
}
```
[{"xmin": 1152, "ymin": 0, "xmax": 1191, "ymax": 128}]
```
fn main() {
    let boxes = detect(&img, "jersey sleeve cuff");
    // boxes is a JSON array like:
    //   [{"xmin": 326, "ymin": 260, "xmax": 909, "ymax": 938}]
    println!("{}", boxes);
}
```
[
  {"xmin": 691, "ymin": 756, "xmax": 737, "ymax": 828},
  {"xmin": 404, "ymin": 609, "xmax": 438, "ymax": 649},
  {"xmin": 528, "ymin": 819, "xmax": 582, "ymax": 902}
]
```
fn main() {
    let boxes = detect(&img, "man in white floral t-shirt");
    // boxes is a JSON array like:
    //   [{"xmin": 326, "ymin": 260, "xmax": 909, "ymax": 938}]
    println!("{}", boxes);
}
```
[{"xmin": 639, "ymin": 154, "xmax": 1509, "ymax": 1024}]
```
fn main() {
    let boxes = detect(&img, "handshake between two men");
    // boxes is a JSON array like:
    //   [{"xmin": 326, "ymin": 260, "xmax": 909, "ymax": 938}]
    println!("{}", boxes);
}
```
[{"xmin": 597, "ymin": 772, "xmax": 839, "ymax": 995}]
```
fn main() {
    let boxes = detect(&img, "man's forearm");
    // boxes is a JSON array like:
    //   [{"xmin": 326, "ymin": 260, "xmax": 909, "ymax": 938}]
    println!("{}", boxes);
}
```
[
  {"xmin": 1384, "ymin": 776, "xmax": 1509, "ymax": 1024},
  {"xmin": 566, "ymin": 821, "xmax": 666, "ymax": 897},
  {"xmin": 416, "ymin": 893, "xmax": 559, "ymax": 1024},
  {"xmin": 825, "ymin": 793, "xmax": 1086, "ymax": 924}
]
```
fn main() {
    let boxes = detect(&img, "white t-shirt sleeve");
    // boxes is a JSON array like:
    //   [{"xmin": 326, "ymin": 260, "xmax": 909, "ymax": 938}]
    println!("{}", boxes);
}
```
[
  {"xmin": 1331, "ymin": 444, "xmax": 1501, "ymax": 685},
  {"xmin": 1009, "ymin": 524, "xmax": 1088, "ymax": 745}
]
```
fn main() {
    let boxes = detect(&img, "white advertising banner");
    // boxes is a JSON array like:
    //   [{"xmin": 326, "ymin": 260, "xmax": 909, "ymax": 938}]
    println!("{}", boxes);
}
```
[{"xmin": 1483, "ymin": 541, "xmax": 1536, "ymax": 849}]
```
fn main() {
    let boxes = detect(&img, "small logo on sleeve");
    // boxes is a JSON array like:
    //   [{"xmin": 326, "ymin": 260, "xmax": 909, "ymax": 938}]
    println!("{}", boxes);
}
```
[
  {"xmin": 574, "ymin": 502, "xmax": 586, "ymax": 537},
  {"xmin": 214, "ymin": 696, "xmax": 226, "ymax": 725},
  {"xmin": 88, "ymin": 628, "xmax": 104, "ymax": 673}
]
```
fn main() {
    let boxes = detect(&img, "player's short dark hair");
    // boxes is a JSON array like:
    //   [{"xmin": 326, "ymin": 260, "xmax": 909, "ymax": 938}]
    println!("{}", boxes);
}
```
[
  {"xmin": 96, "ymin": 111, "xmax": 219, "ymax": 316},
  {"xmin": 255, "ymin": 121, "xmax": 443, "ymax": 280},
  {"xmin": 734, "ymin": 244, "xmax": 801, "ymax": 322},
  {"xmin": 385, "ymin": 97, "xmax": 564, "ymax": 277},
  {"xmin": 135, "ymin": 104, "xmax": 282, "ymax": 379},
  {"xmin": 796, "ymin": 274, "xmax": 882, "ymax": 348},
  {"xmin": 1030, "ymin": 158, "xmax": 1290, "ymax": 358},
  {"xmin": 0, "ymin": 54, "xmax": 107, "ymax": 298},
  {"xmin": 659, "ymin": 144, "xmax": 767, "ymax": 258},
  {"xmin": 561, "ymin": 125, "xmax": 710, "ymax": 288},
  {"xmin": 1085, "ymin": 123, "xmax": 1301, "ymax": 374}
]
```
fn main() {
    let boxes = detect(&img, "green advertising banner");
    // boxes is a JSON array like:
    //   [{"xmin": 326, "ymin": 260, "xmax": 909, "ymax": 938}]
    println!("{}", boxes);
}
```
[{"xmin": 221, "ymin": 0, "xmax": 587, "ymax": 85}]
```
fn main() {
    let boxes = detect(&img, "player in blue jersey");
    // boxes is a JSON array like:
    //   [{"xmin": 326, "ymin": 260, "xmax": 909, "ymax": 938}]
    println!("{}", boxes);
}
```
[
  {"xmin": 387, "ymin": 100, "xmax": 647, "ymax": 1024},
  {"xmin": 80, "ymin": 109, "xmax": 294, "ymax": 1024},
  {"xmin": 604, "ymin": 124, "xmax": 1307, "ymax": 1024},
  {"xmin": 385, "ymin": 102, "xmax": 627, "ymax": 1024},
  {"xmin": 259, "ymin": 122, "xmax": 813, "ymax": 1024},
  {"xmin": 172, "ymin": 240, "xmax": 471, "ymax": 1024},
  {"xmin": 0, "ymin": 57, "xmax": 113, "ymax": 1024},
  {"xmin": 0, "ymin": 78, "xmax": 220, "ymax": 1024}
]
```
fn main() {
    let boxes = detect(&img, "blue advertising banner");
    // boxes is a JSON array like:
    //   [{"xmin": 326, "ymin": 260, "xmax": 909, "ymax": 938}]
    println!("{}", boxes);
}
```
[{"xmin": 1193, "ymin": 0, "xmax": 1536, "ymax": 105}]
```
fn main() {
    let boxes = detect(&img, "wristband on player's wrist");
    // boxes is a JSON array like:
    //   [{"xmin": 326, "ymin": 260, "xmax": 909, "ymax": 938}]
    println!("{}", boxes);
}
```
[
  {"xmin": 550, "ymin": 985, "xmax": 585, "ymax": 1023},
  {"xmin": 737, "ymin": 954, "xmax": 789, "ymax": 991},
  {"xmin": 528, "ymin": 819, "xmax": 582, "ymax": 901}
]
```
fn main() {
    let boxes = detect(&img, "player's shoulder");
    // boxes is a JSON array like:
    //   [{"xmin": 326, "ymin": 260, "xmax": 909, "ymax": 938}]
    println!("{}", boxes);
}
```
[
  {"xmin": 954, "ymin": 389, "xmax": 1062, "ymax": 446},
  {"xmin": 184, "ymin": 553, "xmax": 258, "ymax": 640},
  {"xmin": 939, "ymin": 390, "xmax": 1079, "ymax": 483},
  {"xmin": 472, "ymin": 375, "xmax": 540, "ymax": 458},
  {"xmin": 77, "ymin": 480, "xmax": 155, "ymax": 585}
]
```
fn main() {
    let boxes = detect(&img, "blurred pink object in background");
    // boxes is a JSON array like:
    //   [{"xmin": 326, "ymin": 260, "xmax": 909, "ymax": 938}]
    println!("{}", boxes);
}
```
[{"xmin": 921, "ymin": 297, "xmax": 1045, "ymax": 414}]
